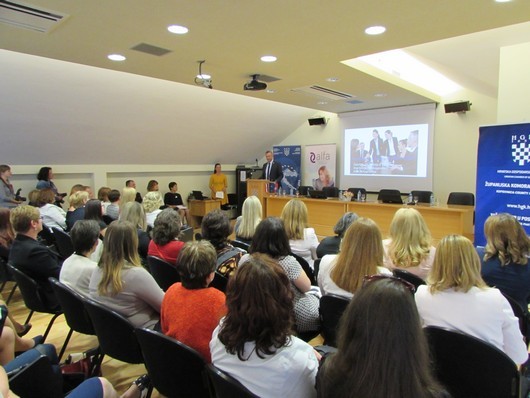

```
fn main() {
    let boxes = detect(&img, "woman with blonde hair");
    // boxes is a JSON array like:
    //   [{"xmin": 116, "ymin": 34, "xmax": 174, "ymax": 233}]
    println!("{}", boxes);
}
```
[
  {"xmin": 66, "ymin": 190, "xmax": 89, "ymax": 231},
  {"xmin": 234, "ymin": 195, "xmax": 262, "ymax": 244},
  {"xmin": 383, "ymin": 207, "xmax": 435, "ymax": 280},
  {"xmin": 318, "ymin": 217, "xmax": 391, "ymax": 299},
  {"xmin": 142, "ymin": 191, "xmax": 163, "ymax": 228},
  {"xmin": 415, "ymin": 234, "xmax": 528, "ymax": 365},
  {"xmin": 121, "ymin": 187, "xmax": 137, "ymax": 205},
  {"xmin": 120, "ymin": 201, "xmax": 150, "ymax": 261},
  {"xmin": 89, "ymin": 221, "xmax": 164, "ymax": 329},
  {"xmin": 280, "ymin": 199, "xmax": 319, "ymax": 268},
  {"xmin": 478, "ymin": 213, "xmax": 530, "ymax": 312}
]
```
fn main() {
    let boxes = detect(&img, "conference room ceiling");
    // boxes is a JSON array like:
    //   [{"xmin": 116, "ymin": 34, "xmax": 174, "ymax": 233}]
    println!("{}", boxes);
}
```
[{"xmin": 2, "ymin": 0, "xmax": 530, "ymax": 114}]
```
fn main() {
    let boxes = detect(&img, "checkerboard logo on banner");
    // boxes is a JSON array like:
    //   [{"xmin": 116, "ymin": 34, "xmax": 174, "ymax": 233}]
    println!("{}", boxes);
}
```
[{"xmin": 512, "ymin": 137, "xmax": 530, "ymax": 166}]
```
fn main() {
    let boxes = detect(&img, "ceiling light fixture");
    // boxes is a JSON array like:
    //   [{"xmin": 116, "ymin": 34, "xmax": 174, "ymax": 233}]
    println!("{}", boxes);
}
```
[
  {"xmin": 365, "ymin": 25, "xmax": 386, "ymax": 35},
  {"xmin": 167, "ymin": 24, "xmax": 188, "ymax": 34},
  {"xmin": 326, "ymin": 77, "xmax": 339, "ymax": 82},
  {"xmin": 107, "ymin": 54, "xmax": 126, "ymax": 61},
  {"xmin": 260, "ymin": 55, "xmax": 277, "ymax": 62},
  {"xmin": 495, "ymin": 0, "xmax": 512, "ymax": 2},
  {"xmin": 266, "ymin": 89, "xmax": 275, "ymax": 93},
  {"xmin": 194, "ymin": 60, "xmax": 213, "ymax": 89}
]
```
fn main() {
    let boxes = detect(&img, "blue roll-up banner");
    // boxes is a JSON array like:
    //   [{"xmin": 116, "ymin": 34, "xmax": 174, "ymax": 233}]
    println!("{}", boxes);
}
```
[
  {"xmin": 273, "ymin": 145, "xmax": 301, "ymax": 193},
  {"xmin": 475, "ymin": 123, "xmax": 530, "ymax": 246}
]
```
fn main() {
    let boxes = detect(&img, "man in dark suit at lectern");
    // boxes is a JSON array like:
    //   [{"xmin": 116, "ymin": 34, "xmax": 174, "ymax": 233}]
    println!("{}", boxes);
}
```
[{"xmin": 262, "ymin": 150, "xmax": 283, "ymax": 188}]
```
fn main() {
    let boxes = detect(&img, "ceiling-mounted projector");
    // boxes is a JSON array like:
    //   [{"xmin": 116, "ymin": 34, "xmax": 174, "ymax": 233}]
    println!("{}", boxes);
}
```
[{"xmin": 244, "ymin": 74, "xmax": 267, "ymax": 91}]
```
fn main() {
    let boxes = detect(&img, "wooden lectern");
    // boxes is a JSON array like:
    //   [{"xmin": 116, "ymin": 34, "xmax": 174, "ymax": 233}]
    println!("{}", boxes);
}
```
[{"xmin": 246, "ymin": 179, "xmax": 270, "ymax": 214}]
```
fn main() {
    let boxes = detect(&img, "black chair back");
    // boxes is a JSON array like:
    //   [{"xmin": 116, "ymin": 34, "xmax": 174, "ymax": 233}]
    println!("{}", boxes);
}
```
[
  {"xmin": 51, "ymin": 227, "xmax": 74, "ymax": 259},
  {"xmin": 319, "ymin": 294, "xmax": 351, "ymax": 347},
  {"xmin": 410, "ymin": 190, "xmax": 432, "ymax": 203},
  {"xmin": 290, "ymin": 253, "xmax": 317, "ymax": 286},
  {"xmin": 347, "ymin": 188, "xmax": 366, "ymax": 200},
  {"xmin": 38, "ymin": 224, "xmax": 56, "ymax": 246},
  {"xmin": 377, "ymin": 189, "xmax": 403, "ymax": 204},
  {"xmin": 392, "ymin": 268, "xmax": 426, "ymax": 290},
  {"xmin": 502, "ymin": 293, "xmax": 529, "ymax": 342},
  {"xmin": 425, "ymin": 326, "xmax": 520, "ymax": 398},
  {"xmin": 206, "ymin": 363, "xmax": 258, "ymax": 398},
  {"xmin": 447, "ymin": 192, "xmax": 475, "ymax": 205},
  {"xmin": 135, "ymin": 327, "xmax": 210, "ymax": 398},
  {"xmin": 48, "ymin": 277, "xmax": 95, "ymax": 335},
  {"xmin": 231, "ymin": 239, "xmax": 250, "ymax": 252},
  {"xmin": 180, "ymin": 226, "xmax": 194, "ymax": 242},
  {"xmin": 0, "ymin": 256, "xmax": 17, "ymax": 304},
  {"xmin": 147, "ymin": 256, "xmax": 180, "ymax": 292},
  {"xmin": 9, "ymin": 355, "xmax": 63, "ymax": 398},
  {"xmin": 322, "ymin": 186, "xmax": 339, "ymax": 198},
  {"xmin": 210, "ymin": 272, "xmax": 228, "ymax": 293},
  {"xmin": 83, "ymin": 297, "xmax": 144, "ymax": 364},
  {"xmin": 298, "ymin": 186, "xmax": 313, "ymax": 196}
]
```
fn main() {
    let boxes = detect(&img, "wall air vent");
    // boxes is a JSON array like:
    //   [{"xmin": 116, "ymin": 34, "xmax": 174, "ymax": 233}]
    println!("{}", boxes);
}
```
[
  {"xmin": 291, "ymin": 85, "xmax": 354, "ymax": 101},
  {"xmin": 0, "ymin": 0, "xmax": 68, "ymax": 33}
]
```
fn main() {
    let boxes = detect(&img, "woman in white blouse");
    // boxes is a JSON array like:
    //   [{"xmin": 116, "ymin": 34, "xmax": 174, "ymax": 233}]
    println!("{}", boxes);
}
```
[
  {"xmin": 415, "ymin": 234, "xmax": 528, "ymax": 365},
  {"xmin": 281, "ymin": 199, "xmax": 318, "ymax": 268},
  {"xmin": 38, "ymin": 188, "xmax": 67, "ymax": 230},
  {"xmin": 318, "ymin": 217, "xmax": 391, "ymax": 299}
]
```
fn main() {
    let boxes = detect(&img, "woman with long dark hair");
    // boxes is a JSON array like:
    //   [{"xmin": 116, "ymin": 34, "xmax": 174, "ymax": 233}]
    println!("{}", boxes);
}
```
[
  {"xmin": 245, "ymin": 217, "xmax": 320, "ymax": 333},
  {"xmin": 317, "ymin": 276, "xmax": 447, "ymax": 398},
  {"xmin": 84, "ymin": 199, "xmax": 107, "ymax": 236},
  {"xmin": 210, "ymin": 254, "xmax": 319, "ymax": 397}
]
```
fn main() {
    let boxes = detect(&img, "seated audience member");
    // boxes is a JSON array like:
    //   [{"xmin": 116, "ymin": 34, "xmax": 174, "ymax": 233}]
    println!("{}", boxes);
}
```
[
  {"xmin": 8, "ymin": 205, "xmax": 61, "ymax": 310},
  {"xmin": 83, "ymin": 185, "xmax": 95, "ymax": 200},
  {"xmin": 106, "ymin": 189, "xmax": 121, "ymax": 220},
  {"xmin": 84, "ymin": 199, "xmax": 107, "ymax": 236},
  {"xmin": 147, "ymin": 180, "xmax": 159, "ymax": 192},
  {"xmin": 97, "ymin": 186, "xmax": 111, "ymax": 215},
  {"xmin": 161, "ymin": 240, "xmax": 226, "ymax": 362},
  {"xmin": 244, "ymin": 217, "xmax": 320, "ymax": 333},
  {"xmin": 316, "ymin": 212, "xmax": 358, "ymax": 258},
  {"xmin": 415, "ymin": 234, "xmax": 528, "ymax": 365},
  {"xmin": 234, "ymin": 195, "xmax": 262, "ymax": 245},
  {"xmin": 281, "ymin": 199, "xmax": 319, "ymax": 268},
  {"xmin": 383, "ymin": 208, "xmax": 435, "ymax": 280},
  {"xmin": 69, "ymin": 184, "xmax": 85, "ymax": 196},
  {"xmin": 27, "ymin": 189, "xmax": 40, "ymax": 207},
  {"xmin": 37, "ymin": 188, "xmax": 67, "ymax": 230},
  {"xmin": 318, "ymin": 217, "xmax": 392, "ymax": 299},
  {"xmin": 121, "ymin": 186, "xmax": 137, "ymax": 206},
  {"xmin": 0, "ymin": 165, "xmax": 22, "ymax": 209},
  {"xmin": 164, "ymin": 182, "xmax": 191, "ymax": 226},
  {"xmin": 478, "ymin": 213, "xmax": 530, "ymax": 313},
  {"xmin": 142, "ymin": 191, "xmax": 163, "ymax": 229},
  {"xmin": 60, "ymin": 220, "xmax": 100, "ymax": 295},
  {"xmin": 89, "ymin": 221, "xmax": 164, "ymax": 329},
  {"xmin": 66, "ymin": 190, "xmax": 89, "ymax": 231},
  {"xmin": 201, "ymin": 209, "xmax": 245, "ymax": 278},
  {"xmin": 147, "ymin": 208, "xmax": 184, "ymax": 265},
  {"xmin": 120, "ymin": 201, "xmax": 150, "ymax": 261},
  {"xmin": 317, "ymin": 276, "xmax": 447, "ymax": 398},
  {"xmin": 35, "ymin": 166, "xmax": 66, "ymax": 205},
  {"xmin": 210, "ymin": 254, "xmax": 319, "ymax": 398},
  {"xmin": 0, "ymin": 208, "xmax": 15, "ymax": 261},
  {"xmin": 125, "ymin": 179, "xmax": 143, "ymax": 204}
]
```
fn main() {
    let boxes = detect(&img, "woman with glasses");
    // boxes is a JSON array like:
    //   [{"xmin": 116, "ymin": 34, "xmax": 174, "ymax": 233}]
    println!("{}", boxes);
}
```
[
  {"xmin": 415, "ymin": 234, "xmax": 528, "ymax": 365},
  {"xmin": 317, "ymin": 276, "xmax": 447, "ymax": 398},
  {"xmin": 318, "ymin": 217, "xmax": 391, "ymax": 299}
]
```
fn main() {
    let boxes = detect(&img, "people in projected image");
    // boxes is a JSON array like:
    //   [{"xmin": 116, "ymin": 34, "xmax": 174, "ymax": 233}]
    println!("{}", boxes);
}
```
[
  {"xmin": 383, "ymin": 129, "xmax": 399, "ymax": 161},
  {"xmin": 313, "ymin": 165, "xmax": 335, "ymax": 190},
  {"xmin": 391, "ymin": 130, "xmax": 418, "ymax": 175},
  {"xmin": 369, "ymin": 129, "xmax": 384, "ymax": 163}
]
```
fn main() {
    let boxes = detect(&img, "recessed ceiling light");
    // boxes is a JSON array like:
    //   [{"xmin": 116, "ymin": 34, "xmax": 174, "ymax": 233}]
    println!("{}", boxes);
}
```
[
  {"xmin": 326, "ymin": 77, "xmax": 339, "ymax": 82},
  {"xmin": 168, "ymin": 25, "xmax": 189, "ymax": 34},
  {"xmin": 261, "ymin": 55, "xmax": 277, "ymax": 62},
  {"xmin": 266, "ymin": 89, "xmax": 275, "ymax": 93},
  {"xmin": 365, "ymin": 25, "xmax": 386, "ymax": 35},
  {"xmin": 108, "ymin": 54, "xmax": 126, "ymax": 61},
  {"xmin": 317, "ymin": 101, "xmax": 328, "ymax": 105},
  {"xmin": 495, "ymin": 0, "xmax": 512, "ymax": 2},
  {"xmin": 374, "ymin": 93, "xmax": 387, "ymax": 97}
]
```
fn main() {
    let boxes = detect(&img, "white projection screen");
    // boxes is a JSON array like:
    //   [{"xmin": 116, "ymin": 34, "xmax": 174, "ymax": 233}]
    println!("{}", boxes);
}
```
[{"xmin": 340, "ymin": 103, "xmax": 435, "ymax": 193}]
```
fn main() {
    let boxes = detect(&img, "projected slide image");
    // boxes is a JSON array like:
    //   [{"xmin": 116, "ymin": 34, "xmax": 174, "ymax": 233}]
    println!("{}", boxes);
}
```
[{"xmin": 345, "ymin": 124, "xmax": 428, "ymax": 177}]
